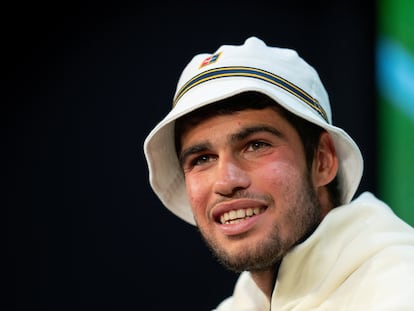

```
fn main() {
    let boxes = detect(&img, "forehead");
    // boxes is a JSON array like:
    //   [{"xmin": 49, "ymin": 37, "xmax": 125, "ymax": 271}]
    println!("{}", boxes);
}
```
[
  {"xmin": 177, "ymin": 103, "xmax": 287, "ymax": 133},
  {"xmin": 178, "ymin": 107, "xmax": 295, "ymax": 144},
  {"xmin": 175, "ymin": 92, "xmax": 279, "ymax": 131}
]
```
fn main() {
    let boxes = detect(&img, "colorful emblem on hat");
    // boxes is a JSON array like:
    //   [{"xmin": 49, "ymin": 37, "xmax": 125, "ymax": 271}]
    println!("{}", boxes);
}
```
[{"xmin": 199, "ymin": 52, "xmax": 222, "ymax": 68}]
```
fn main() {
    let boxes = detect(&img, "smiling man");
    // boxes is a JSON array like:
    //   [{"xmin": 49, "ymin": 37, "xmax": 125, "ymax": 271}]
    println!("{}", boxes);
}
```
[{"xmin": 144, "ymin": 37, "xmax": 414, "ymax": 310}]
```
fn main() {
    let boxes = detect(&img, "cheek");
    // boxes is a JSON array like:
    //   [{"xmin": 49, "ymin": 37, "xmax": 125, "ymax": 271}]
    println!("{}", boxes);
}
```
[
  {"xmin": 185, "ymin": 176, "xmax": 210, "ymax": 214},
  {"xmin": 258, "ymin": 161, "xmax": 302, "ymax": 189}
]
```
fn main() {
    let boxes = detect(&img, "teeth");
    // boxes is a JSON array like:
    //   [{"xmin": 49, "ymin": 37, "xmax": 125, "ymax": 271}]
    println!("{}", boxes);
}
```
[
  {"xmin": 236, "ymin": 209, "xmax": 245, "ymax": 218},
  {"xmin": 220, "ymin": 207, "xmax": 263, "ymax": 224}
]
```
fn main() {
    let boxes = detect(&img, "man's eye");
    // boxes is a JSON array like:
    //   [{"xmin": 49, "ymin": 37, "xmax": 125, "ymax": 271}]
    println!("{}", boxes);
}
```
[
  {"xmin": 191, "ymin": 154, "xmax": 216, "ymax": 166},
  {"xmin": 247, "ymin": 141, "xmax": 270, "ymax": 151}
]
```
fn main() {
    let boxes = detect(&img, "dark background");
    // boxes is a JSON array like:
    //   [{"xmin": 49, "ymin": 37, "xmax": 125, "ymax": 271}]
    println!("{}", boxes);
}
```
[{"xmin": 6, "ymin": 1, "xmax": 376, "ymax": 310}]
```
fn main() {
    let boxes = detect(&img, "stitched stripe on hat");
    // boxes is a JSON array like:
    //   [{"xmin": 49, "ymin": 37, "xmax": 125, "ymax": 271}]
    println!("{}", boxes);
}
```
[{"xmin": 173, "ymin": 66, "xmax": 328, "ymax": 122}]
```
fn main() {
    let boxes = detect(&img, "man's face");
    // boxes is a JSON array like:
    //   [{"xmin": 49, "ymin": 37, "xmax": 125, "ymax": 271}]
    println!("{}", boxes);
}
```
[{"xmin": 178, "ymin": 107, "xmax": 324, "ymax": 272}]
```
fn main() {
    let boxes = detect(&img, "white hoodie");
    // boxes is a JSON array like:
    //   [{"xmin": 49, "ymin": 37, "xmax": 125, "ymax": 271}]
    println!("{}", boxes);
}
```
[{"xmin": 214, "ymin": 192, "xmax": 414, "ymax": 311}]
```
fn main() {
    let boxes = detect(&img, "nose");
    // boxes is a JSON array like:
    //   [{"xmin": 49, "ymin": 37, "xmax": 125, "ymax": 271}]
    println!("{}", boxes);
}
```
[{"xmin": 213, "ymin": 156, "xmax": 251, "ymax": 196}]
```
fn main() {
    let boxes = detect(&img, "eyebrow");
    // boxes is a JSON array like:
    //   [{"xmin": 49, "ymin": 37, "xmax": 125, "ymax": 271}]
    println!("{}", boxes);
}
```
[
  {"xmin": 230, "ymin": 125, "xmax": 283, "ymax": 142},
  {"xmin": 178, "ymin": 125, "xmax": 283, "ymax": 167}
]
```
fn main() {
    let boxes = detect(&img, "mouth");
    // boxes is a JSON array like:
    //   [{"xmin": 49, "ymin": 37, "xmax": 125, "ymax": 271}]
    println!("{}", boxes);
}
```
[{"xmin": 218, "ymin": 206, "xmax": 266, "ymax": 224}]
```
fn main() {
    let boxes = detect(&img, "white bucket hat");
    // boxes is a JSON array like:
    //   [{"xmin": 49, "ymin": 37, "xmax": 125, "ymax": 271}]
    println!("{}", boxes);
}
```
[{"xmin": 143, "ymin": 36, "xmax": 363, "ymax": 226}]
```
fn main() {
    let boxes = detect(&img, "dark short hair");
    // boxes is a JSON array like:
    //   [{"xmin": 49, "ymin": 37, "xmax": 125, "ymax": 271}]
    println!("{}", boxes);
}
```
[{"xmin": 174, "ymin": 91, "xmax": 340, "ymax": 207}]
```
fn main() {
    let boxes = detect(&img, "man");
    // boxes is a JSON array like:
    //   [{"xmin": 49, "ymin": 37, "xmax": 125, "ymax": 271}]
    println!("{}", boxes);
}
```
[{"xmin": 144, "ymin": 37, "xmax": 414, "ymax": 310}]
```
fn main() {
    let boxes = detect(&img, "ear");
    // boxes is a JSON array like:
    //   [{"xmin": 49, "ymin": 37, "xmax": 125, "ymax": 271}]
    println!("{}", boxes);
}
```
[{"xmin": 312, "ymin": 131, "xmax": 339, "ymax": 188}]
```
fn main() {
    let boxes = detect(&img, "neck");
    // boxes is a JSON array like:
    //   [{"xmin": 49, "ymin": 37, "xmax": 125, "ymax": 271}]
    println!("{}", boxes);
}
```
[{"xmin": 250, "ymin": 264, "xmax": 279, "ymax": 301}]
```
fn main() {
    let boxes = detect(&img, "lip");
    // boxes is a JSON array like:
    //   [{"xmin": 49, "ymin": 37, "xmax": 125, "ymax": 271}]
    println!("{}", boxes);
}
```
[{"xmin": 211, "ymin": 198, "xmax": 268, "ymax": 236}]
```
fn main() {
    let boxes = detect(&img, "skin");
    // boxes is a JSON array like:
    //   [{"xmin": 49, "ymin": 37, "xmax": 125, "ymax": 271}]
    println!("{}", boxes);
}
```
[{"xmin": 178, "ymin": 107, "xmax": 338, "ymax": 300}]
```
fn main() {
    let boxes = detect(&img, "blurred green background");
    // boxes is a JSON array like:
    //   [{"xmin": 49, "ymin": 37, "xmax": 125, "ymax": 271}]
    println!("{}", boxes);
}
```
[{"xmin": 378, "ymin": 0, "xmax": 414, "ymax": 225}]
